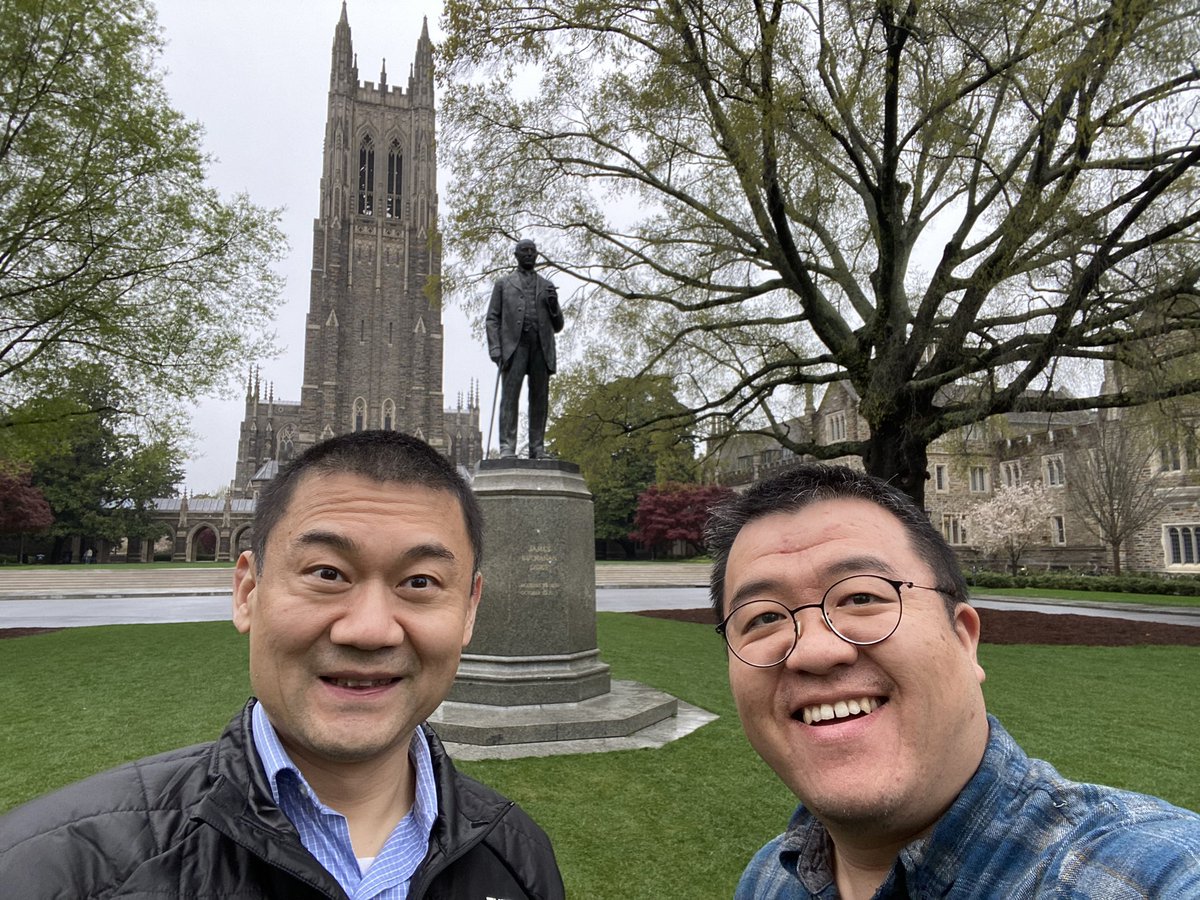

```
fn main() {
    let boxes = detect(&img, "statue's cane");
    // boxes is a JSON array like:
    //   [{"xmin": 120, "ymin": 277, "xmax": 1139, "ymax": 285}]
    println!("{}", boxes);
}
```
[{"xmin": 485, "ymin": 364, "xmax": 501, "ymax": 458}]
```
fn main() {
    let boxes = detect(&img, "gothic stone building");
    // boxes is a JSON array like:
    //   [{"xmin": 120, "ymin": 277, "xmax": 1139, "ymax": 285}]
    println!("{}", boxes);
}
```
[
  {"xmin": 233, "ymin": 7, "xmax": 482, "ymax": 497},
  {"xmin": 140, "ymin": 7, "xmax": 481, "ymax": 562},
  {"xmin": 710, "ymin": 381, "xmax": 1200, "ymax": 576}
]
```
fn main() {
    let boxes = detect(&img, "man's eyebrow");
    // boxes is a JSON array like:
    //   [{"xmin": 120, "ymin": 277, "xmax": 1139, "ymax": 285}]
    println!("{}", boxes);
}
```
[
  {"xmin": 822, "ymin": 554, "xmax": 900, "ymax": 580},
  {"xmin": 293, "ymin": 534, "xmax": 458, "ymax": 565},
  {"xmin": 399, "ymin": 543, "xmax": 458, "ymax": 565},
  {"xmin": 295, "ymin": 530, "xmax": 357, "ymax": 555},
  {"xmin": 727, "ymin": 578, "xmax": 787, "ymax": 612}
]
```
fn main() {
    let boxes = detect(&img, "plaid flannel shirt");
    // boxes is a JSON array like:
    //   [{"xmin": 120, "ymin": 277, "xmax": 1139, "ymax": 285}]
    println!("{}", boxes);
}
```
[{"xmin": 736, "ymin": 715, "xmax": 1200, "ymax": 899}]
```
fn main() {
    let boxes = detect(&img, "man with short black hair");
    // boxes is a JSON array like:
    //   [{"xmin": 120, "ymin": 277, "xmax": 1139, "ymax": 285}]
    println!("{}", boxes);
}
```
[
  {"xmin": 0, "ymin": 430, "xmax": 565, "ymax": 899},
  {"xmin": 709, "ymin": 463, "xmax": 1200, "ymax": 899}
]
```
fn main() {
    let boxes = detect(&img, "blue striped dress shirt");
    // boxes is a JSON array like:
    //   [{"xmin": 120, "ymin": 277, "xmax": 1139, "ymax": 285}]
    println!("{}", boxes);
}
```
[{"xmin": 251, "ymin": 702, "xmax": 438, "ymax": 900}]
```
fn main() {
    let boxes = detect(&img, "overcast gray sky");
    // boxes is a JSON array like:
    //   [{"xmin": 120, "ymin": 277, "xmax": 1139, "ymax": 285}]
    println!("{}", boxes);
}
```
[{"xmin": 153, "ymin": 1, "xmax": 494, "ymax": 491}]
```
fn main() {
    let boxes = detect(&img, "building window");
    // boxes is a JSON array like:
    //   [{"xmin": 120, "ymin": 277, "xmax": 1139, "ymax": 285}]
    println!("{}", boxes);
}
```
[
  {"xmin": 1160, "ymin": 442, "xmax": 1182, "ymax": 472},
  {"xmin": 1044, "ymin": 454, "xmax": 1065, "ymax": 486},
  {"xmin": 828, "ymin": 411, "xmax": 846, "ymax": 442},
  {"xmin": 382, "ymin": 399, "xmax": 395, "ymax": 432},
  {"xmin": 969, "ymin": 465, "xmax": 989, "ymax": 493},
  {"xmin": 934, "ymin": 464, "xmax": 948, "ymax": 493},
  {"xmin": 1166, "ymin": 525, "xmax": 1199, "ymax": 566},
  {"xmin": 942, "ymin": 514, "xmax": 967, "ymax": 546},
  {"xmin": 353, "ymin": 397, "xmax": 366, "ymax": 432},
  {"xmin": 386, "ymin": 142, "xmax": 402, "ymax": 218},
  {"xmin": 358, "ymin": 135, "xmax": 375, "ymax": 215},
  {"xmin": 1051, "ymin": 515, "xmax": 1066, "ymax": 546},
  {"xmin": 1001, "ymin": 460, "xmax": 1022, "ymax": 487}
]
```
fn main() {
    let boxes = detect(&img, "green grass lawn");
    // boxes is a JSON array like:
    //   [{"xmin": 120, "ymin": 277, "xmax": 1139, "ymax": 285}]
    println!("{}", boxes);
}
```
[
  {"xmin": 970, "ymin": 586, "xmax": 1200, "ymax": 608},
  {"xmin": 1, "ymin": 614, "xmax": 1197, "ymax": 898}
]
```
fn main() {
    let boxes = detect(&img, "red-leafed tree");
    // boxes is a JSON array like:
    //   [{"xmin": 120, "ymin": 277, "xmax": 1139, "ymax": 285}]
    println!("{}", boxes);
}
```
[
  {"xmin": 631, "ymin": 483, "xmax": 734, "ymax": 557},
  {"xmin": 0, "ymin": 468, "xmax": 54, "ymax": 561}
]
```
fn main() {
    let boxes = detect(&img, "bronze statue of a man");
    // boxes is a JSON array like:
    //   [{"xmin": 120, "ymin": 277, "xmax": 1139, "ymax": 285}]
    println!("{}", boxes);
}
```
[{"xmin": 486, "ymin": 238, "xmax": 563, "ymax": 459}]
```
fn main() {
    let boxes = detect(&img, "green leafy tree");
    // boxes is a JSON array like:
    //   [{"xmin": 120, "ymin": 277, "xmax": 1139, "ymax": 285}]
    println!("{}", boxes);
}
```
[
  {"xmin": 441, "ymin": 0, "xmax": 1200, "ymax": 506},
  {"xmin": 0, "ymin": 0, "xmax": 285, "ymax": 452},
  {"xmin": 546, "ymin": 369, "xmax": 697, "ymax": 555},
  {"xmin": 24, "ymin": 381, "xmax": 182, "ymax": 560}
]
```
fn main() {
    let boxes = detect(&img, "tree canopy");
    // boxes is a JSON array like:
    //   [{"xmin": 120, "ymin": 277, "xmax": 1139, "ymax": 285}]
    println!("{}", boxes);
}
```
[
  {"xmin": 0, "ymin": 0, "xmax": 285, "ymax": 452},
  {"xmin": 441, "ymin": 0, "xmax": 1200, "ymax": 505},
  {"xmin": 546, "ymin": 369, "xmax": 697, "ymax": 552},
  {"xmin": 28, "ymin": 390, "xmax": 181, "ymax": 557}
]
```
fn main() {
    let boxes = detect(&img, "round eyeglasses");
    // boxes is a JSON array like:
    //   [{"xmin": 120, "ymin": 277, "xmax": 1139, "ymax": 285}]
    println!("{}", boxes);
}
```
[{"xmin": 716, "ymin": 574, "xmax": 942, "ymax": 668}]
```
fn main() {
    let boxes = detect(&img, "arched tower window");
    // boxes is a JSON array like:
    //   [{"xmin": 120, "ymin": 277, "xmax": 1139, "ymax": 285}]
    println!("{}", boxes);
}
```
[
  {"xmin": 386, "ymin": 141, "xmax": 403, "ymax": 218},
  {"xmin": 278, "ymin": 425, "xmax": 296, "ymax": 462},
  {"xmin": 382, "ymin": 399, "xmax": 395, "ymax": 431},
  {"xmin": 353, "ymin": 397, "xmax": 367, "ymax": 432},
  {"xmin": 358, "ymin": 136, "xmax": 375, "ymax": 215}
]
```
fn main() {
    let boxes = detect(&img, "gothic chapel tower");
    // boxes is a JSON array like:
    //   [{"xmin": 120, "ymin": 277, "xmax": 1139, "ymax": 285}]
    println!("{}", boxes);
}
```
[
  {"xmin": 300, "ymin": 6, "xmax": 445, "ymax": 450},
  {"xmin": 232, "ymin": 6, "xmax": 481, "ymax": 495}
]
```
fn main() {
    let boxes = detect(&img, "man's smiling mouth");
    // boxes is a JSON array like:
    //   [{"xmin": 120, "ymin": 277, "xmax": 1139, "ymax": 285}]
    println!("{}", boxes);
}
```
[
  {"xmin": 322, "ymin": 677, "xmax": 400, "ymax": 689},
  {"xmin": 797, "ymin": 696, "xmax": 886, "ymax": 725}
]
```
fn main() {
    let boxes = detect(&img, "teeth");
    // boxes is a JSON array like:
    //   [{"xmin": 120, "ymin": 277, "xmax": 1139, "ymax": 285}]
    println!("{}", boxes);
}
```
[
  {"xmin": 333, "ymin": 678, "xmax": 390, "ymax": 688},
  {"xmin": 802, "ymin": 696, "xmax": 879, "ymax": 724}
]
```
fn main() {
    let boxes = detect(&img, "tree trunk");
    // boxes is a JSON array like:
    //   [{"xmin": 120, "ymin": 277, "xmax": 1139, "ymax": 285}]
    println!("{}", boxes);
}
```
[
  {"xmin": 1111, "ymin": 541, "xmax": 1122, "ymax": 577},
  {"xmin": 862, "ymin": 423, "xmax": 930, "ymax": 509}
]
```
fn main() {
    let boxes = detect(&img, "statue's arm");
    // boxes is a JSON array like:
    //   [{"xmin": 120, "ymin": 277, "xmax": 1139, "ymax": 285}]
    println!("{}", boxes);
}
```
[{"xmin": 545, "ymin": 279, "xmax": 564, "ymax": 333}]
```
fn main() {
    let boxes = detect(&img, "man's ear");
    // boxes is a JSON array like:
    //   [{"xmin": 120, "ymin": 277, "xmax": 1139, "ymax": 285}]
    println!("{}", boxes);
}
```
[
  {"xmin": 953, "ymin": 602, "xmax": 986, "ymax": 685},
  {"xmin": 232, "ymin": 551, "xmax": 257, "ymax": 635},
  {"xmin": 461, "ymin": 572, "xmax": 483, "ymax": 647}
]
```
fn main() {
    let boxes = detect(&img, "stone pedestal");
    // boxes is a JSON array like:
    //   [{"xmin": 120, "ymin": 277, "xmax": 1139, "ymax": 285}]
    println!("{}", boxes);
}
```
[
  {"xmin": 449, "ymin": 459, "xmax": 610, "ymax": 705},
  {"xmin": 433, "ymin": 458, "xmax": 680, "ymax": 748}
]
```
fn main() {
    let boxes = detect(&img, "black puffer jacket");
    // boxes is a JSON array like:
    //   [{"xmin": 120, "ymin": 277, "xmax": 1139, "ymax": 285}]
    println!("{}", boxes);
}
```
[{"xmin": 0, "ymin": 701, "xmax": 565, "ymax": 899}]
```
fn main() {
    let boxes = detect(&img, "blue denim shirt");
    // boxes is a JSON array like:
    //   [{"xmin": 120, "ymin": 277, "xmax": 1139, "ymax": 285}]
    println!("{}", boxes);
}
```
[{"xmin": 736, "ymin": 716, "xmax": 1200, "ymax": 899}]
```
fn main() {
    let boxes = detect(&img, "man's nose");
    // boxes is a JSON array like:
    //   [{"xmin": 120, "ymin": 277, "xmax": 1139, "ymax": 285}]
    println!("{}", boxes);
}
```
[
  {"xmin": 328, "ymin": 581, "xmax": 405, "ymax": 650},
  {"xmin": 783, "ymin": 606, "xmax": 859, "ymax": 673}
]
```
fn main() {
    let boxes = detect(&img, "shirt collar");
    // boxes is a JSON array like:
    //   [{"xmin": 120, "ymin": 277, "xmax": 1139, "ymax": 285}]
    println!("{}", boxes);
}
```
[{"xmin": 250, "ymin": 699, "xmax": 438, "ymax": 837}]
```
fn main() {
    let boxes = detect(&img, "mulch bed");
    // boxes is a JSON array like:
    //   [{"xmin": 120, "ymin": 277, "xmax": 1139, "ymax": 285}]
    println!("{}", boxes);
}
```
[
  {"xmin": 636, "ymin": 607, "xmax": 1200, "ymax": 646},
  {"xmin": 2, "ymin": 609, "xmax": 1198, "ymax": 646}
]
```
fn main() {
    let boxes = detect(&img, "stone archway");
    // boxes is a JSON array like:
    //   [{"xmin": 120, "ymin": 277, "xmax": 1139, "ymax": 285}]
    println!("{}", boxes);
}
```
[
  {"xmin": 231, "ymin": 524, "xmax": 254, "ymax": 559},
  {"xmin": 187, "ymin": 523, "xmax": 219, "ymax": 562}
]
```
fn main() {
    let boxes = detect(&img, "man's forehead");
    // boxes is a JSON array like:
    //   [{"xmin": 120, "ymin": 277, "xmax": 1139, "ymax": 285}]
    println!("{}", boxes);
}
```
[
  {"xmin": 728, "ymin": 498, "xmax": 912, "ymax": 568},
  {"xmin": 279, "ymin": 472, "xmax": 463, "ymax": 526}
]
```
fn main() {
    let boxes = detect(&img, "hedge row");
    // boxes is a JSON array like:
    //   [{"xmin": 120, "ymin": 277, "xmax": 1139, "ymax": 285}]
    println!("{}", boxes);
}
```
[{"xmin": 966, "ymin": 570, "xmax": 1200, "ymax": 596}]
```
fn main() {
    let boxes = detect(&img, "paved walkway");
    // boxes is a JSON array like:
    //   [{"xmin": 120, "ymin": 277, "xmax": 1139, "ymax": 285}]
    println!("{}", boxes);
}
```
[
  {"xmin": 2, "ymin": 564, "xmax": 1199, "ymax": 631},
  {"xmin": 0, "ymin": 563, "xmax": 712, "ymax": 600}
]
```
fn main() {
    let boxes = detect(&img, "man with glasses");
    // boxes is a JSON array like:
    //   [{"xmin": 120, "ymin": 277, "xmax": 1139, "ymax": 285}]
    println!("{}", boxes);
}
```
[{"xmin": 708, "ymin": 464, "xmax": 1200, "ymax": 899}]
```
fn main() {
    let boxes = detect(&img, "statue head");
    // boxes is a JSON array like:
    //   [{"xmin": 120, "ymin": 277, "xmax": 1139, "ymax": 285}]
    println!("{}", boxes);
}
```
[{"xmin": 514, "ymin": 238, "xmax": 538, "ymax": 271}]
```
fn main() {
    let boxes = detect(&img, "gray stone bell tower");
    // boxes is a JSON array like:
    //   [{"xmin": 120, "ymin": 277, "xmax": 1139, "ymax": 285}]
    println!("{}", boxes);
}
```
[{"xmin": 299, "ymin": 6, "xmax": 445, "ymax": 450}]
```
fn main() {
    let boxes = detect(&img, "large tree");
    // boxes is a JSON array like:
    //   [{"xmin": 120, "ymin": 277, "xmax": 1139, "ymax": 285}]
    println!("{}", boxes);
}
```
[
  {"xmin": 440, "ymin": 0, "xmax": 1200, "ymax": 505},
  {"xmin": 29, "ymin": 400, "xmax": 182, "ymax": 561},
  {"xmin": 546, "ymin": 368, "xmax": 697, "ymax": 555},
  {"xmin": 0, "ymin": 0, "xmax": 285, "ymax": 450}
]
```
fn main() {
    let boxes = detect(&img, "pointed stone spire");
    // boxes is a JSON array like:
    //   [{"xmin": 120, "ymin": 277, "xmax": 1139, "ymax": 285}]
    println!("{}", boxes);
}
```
[
  {"xmin": 330, "ymin": 2, "xmax": 356, "ymax": 93},
  {"xmin": 379, "ymin": 58, "xmax": 387, "ymax": 91},
  {"xmin": 409, "ymin": 15, "xmax": 434, "ymax": 105}
]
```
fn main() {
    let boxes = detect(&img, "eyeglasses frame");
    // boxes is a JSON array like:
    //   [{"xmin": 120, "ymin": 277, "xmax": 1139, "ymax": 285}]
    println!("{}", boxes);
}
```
[{"xmin": 715, "ymin": 574, "xmax": 951, "ymax": 668}]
